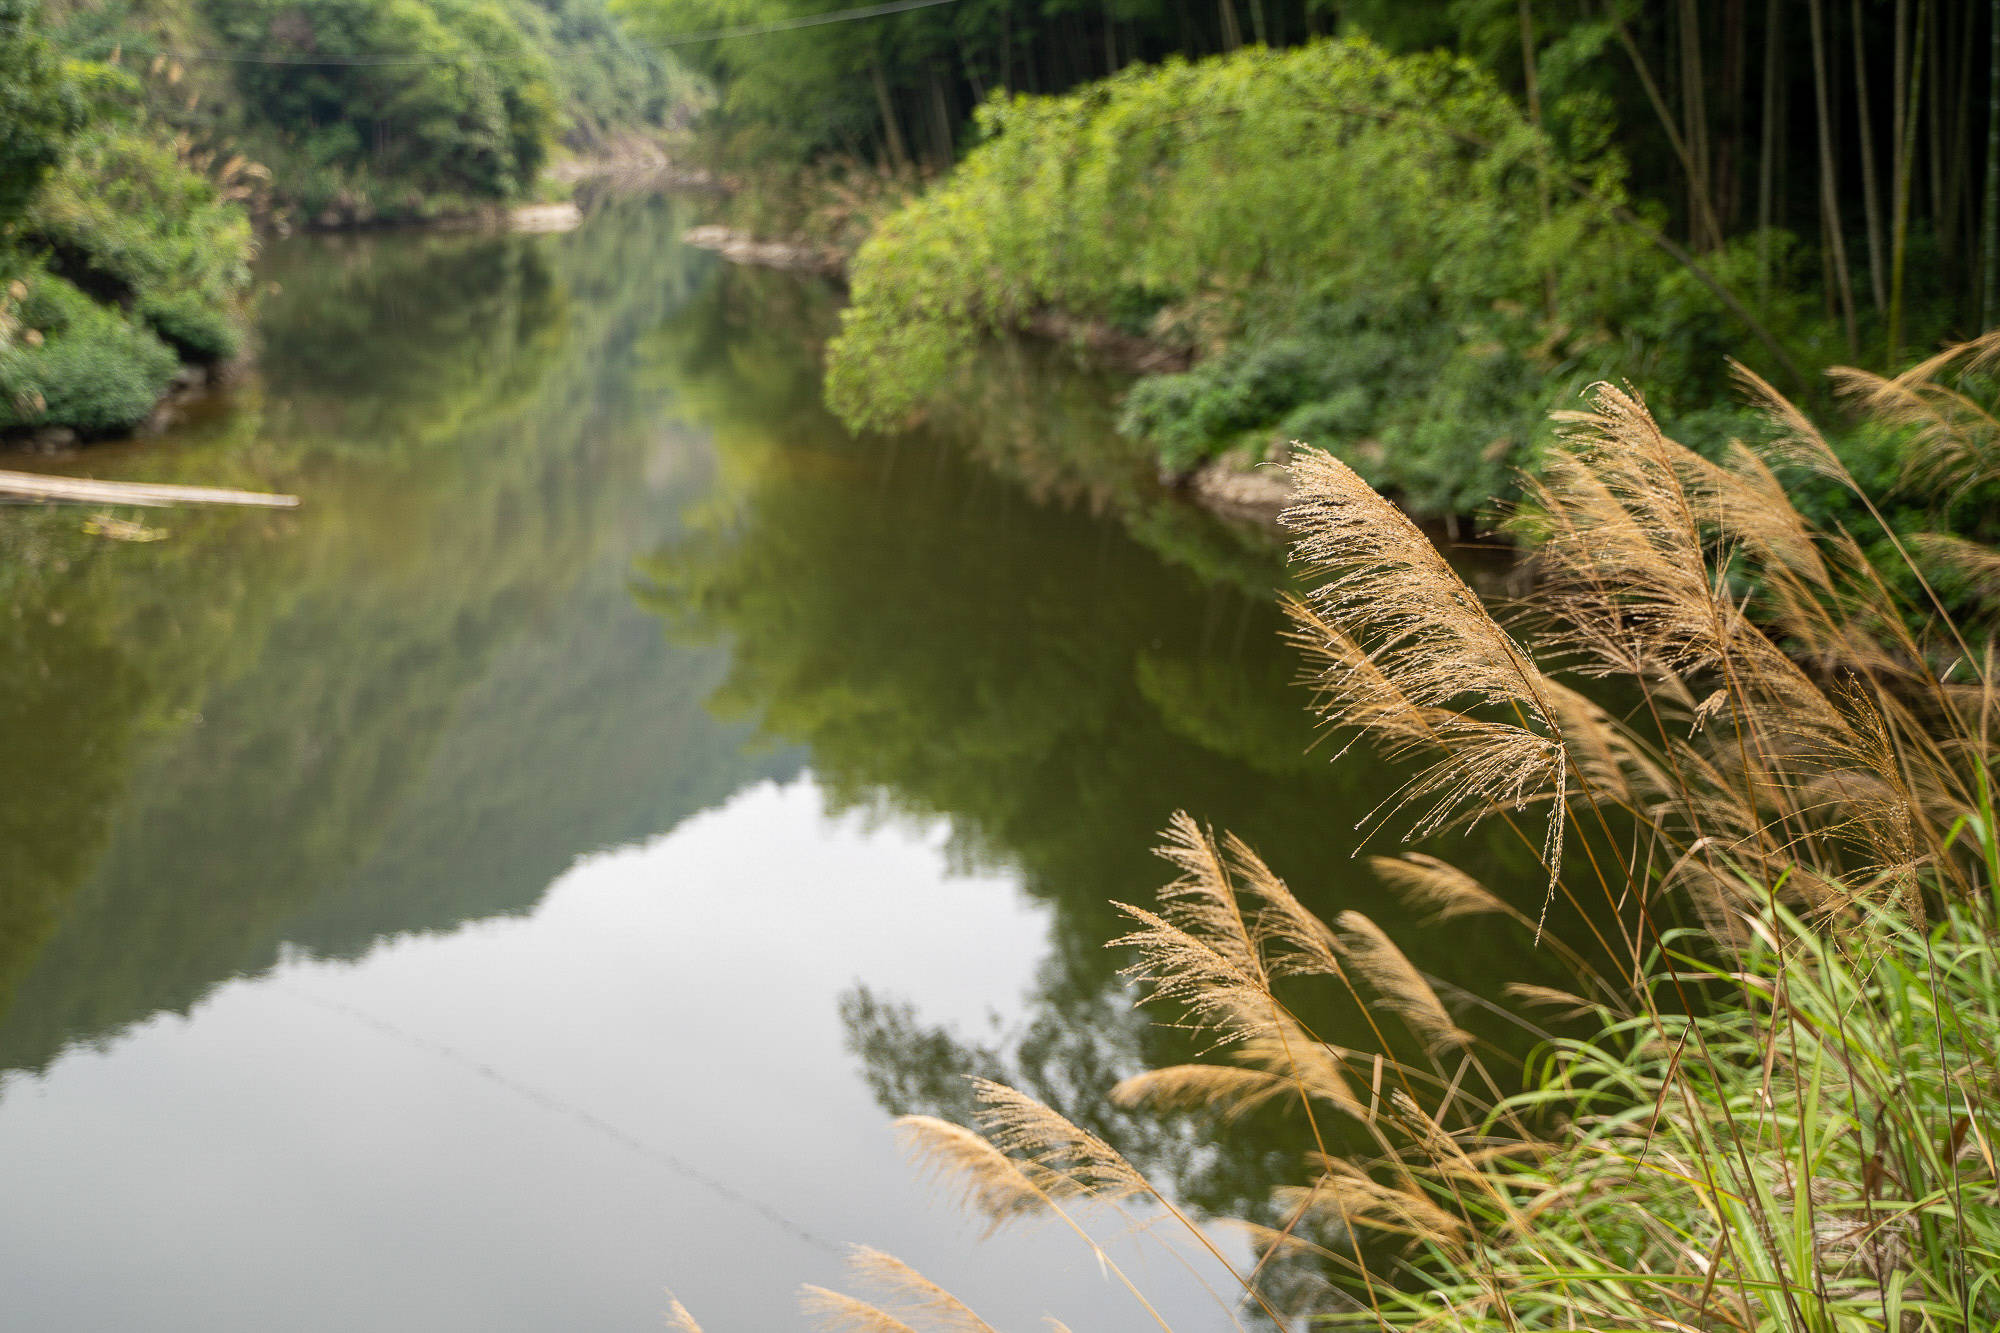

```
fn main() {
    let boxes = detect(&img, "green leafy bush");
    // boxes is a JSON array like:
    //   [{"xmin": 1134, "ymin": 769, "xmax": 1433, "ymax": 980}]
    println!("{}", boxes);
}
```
[
  {"xmin": 139, "ymin": 289, "xmax": 243, "ymax": 363},
  {"xmin": 826, "ymin": 39, "xmax": 1796, "ymax": 516},
  {"xmin": 26, "ymin": 123, "xmax": 254, "ymax": 306},
  {"xmin": 0, "ymin": 0, "xmax": 84, "ymax": 226},
  {"xmin": 0, "ymin": 19, "xmax": 253, "ymax": 434},
  {"xmin": 202, "ymin": 0, "xmax": 560, "ymax": 207},
  {"xmin": 0, "ymin": 271, "xmax": 179, "ymax": 433}
]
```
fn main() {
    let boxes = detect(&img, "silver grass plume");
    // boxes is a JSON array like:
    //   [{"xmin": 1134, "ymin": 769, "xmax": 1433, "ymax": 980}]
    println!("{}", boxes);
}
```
[
  {"xmin": 893, "ymin": 1114, "xmax": 1048, "ymax": 1229},
  {"xmin": 1332, "ymin": 911, "xmax": 1472, "ymax": 1054},
  {"xmin": 1368, "ymin": 853, "xmax": 1510, "ymax": 924},
  {"xmin": 1110, "ymin": 1064, "xmax": 1296, "ymax": 1122},
  {"xmin": 843, "ymin": 1247, "xmax": 1000, "ymax": 1333},
  {"xmin": 664, "ymin": 1292, "xmax": 705, "ymax": 1333},
  {"xmin": 970, "ymin": 1079, "xmax": 1151, "ymax": 1199},
  {"xmin": 800, "ymin": 1285, "xmax": 923, "ymax": 1333},
  {"xmin": 1283, "ymin": 449, "xmax": 1568, "ymax": 897}
]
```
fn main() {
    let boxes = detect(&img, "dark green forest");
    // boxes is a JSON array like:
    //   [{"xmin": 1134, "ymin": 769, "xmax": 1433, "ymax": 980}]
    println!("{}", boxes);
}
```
[
  {"xmin": 639, "ymin": 0, "xmax": 1996, "ymax": 326},
  {"xmin": 621, "ymin": 0, "xmax": 2000, "ymax": 528}
]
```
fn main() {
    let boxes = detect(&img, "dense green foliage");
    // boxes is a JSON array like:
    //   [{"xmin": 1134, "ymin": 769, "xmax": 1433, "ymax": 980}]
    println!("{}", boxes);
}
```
[
  {"xmin": 204, "ymin": 0, "xmax": 560, "ymax": 208},
  {"xmin": 634, "ymin": 0, "xmax": 1994, "ymax": 342},
  {"xmin": 0, "ymin": 3, "xmax": 254, "ymax": 435},
  {"xmin": 654, "ymin": 0, "xmax": 1993, "ymax": 520},
  {"xmin": 0, "ymin": 0, "xmax": 692, "ymax": 437},
  {"xmin": 0, "ymin": 274, "xmax": 180, "ymax": 431},
  {"xmin": 44, "ymin": 0, "xmax": 692, "ymax": 222},
  {"xmin": 27, "ymin": 117, "xmax": 255, "ymax": 329},
  {"xmin": 522, "ymin": 0, "xmax": 694, "ymax": 145},
  {"xmin": 828, "ymin": 40, "xmax": 1767, "ymax": 514},
  {"xmin": 0, "ymin": 0, "xmax": 85, "ymax": 223}
]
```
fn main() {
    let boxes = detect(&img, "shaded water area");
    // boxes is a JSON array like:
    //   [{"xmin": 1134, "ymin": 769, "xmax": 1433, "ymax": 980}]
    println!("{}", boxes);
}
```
[{"xmin": 0, "ymin": 196, "xmax": 1556, "ymax": 1329}]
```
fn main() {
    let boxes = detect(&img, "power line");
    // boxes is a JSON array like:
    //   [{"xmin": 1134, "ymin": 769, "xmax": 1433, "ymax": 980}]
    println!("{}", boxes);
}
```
[
  {"xmin": 52, "ymin": 0, "xmax": 963, "ymax": 68},
  {"xmin": 277, "ymin": 985, "xmax": 845, "ymax": 1257},
  {"xmin": 642, "ymin": 0, "xmax": 962, "ymax": 48}
]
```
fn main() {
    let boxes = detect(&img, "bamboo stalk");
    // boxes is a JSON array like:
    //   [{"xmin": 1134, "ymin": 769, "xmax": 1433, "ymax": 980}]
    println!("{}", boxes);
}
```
[
  {"xmin": 1853, "ymin": 0, "xmax": 1887, "ymax": 311},
  {"xmin": 1681, "ymin": 0, "xmax": 1716, "ymax": 248},
  {"xmin": 1809, "ymin": 0, "xmax": 1860, "ymax": 353},
  {"xmin": 870, "ymin": 56, "xmax": 911, "ymax": 174},
  {"xmin": 1614, "ymin": 13, "xmax": 1724, "ymax": 249},
  {"xmin": 1889, "ymin": 0, "xmax": 1927, "ymax": 361},
  {"xmin": 1987, "ymin": 0, "xmax": 2000, "ymax": 328},
  {"xmin": 0, "ymin": 469, "xmax": 299, "ymax": 509},
  {"xmin": 1520, "ymin": 0, "xmax": 1558, "ymax": 314},
  {"xmin": 1758, "ymin": 0, "xmax": 1782, "ymax": 301}
]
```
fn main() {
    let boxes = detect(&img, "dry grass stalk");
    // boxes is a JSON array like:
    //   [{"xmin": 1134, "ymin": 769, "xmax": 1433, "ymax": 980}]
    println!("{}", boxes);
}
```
[
  {"xmin": 970, "ymin": 1079, "xmax": 1150, "ymax": 1199},
  {"xmin": 1501, "ymin": 982, "xmax": 1598, "ymax": 1018},
  {"xmin": 843, "ymin": 1247, "xmax": 1001, "ymax": 1333},
  {"xmin": 1110, "ymin": 1064, "xmax": 1296, "ymax": 1121},
  {"xmin": 663, "ymin": 1292, "xmax": 705, "ymax": 1333},
  {"xmin": 893, "ymin": 1114, "xmax": 1049, "ymax": 1227},
  {"xmin": 1368, "ymin": 853, "xmax": 1510, "ymax": 924},
  {"xmin": 1234, "ymin": 1015, "xmax": 1364, "ymax": 1117},
  {"xmin": 800, "ymin": 1285, "xmax": 923, "ymax": 1333},
  {"xmin": 1283, "ymin": 449, "xmax": 1568, "ymax": 889},
  {"xmin": 1221, "ymin": 830, "xmax": 1351, "ymax": 980},
  {"xmin": 851, "ymin": 336, "xmax": 2000, "ymax": 1331},
  {"xmin": 1280, "ymin": 1158, "xmax": 1469, "ymax": 1246},
  {"xmin": 1912, "ymin": 532, "xmax": 2000, "ymax": 605},
  {"xmin": 1828, "ymin": 328, "xmax": 2000, "ymax": 498},
  {"xmin": 1332, "ymin": 911, "xmax": 1472, "ymax": 1054}
]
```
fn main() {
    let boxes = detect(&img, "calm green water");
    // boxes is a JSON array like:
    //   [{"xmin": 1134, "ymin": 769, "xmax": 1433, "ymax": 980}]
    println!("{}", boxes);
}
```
[{"xmin": 0, "ymin": 195, "xmax": 1549, "ymax": 1329}]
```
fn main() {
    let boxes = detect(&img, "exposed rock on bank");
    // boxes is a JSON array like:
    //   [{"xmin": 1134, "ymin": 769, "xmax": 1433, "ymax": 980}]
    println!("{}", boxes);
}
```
[
  {"xmin": 1183, "ymin": 453, "xmax": 1296, "ymax": 528},
  {"xmin": 548, "ymin": 141, "xmax": 732, "ymax": 194},
  {"xmin": 681, "ymin": 226, "xmax": 844, "ymax": 275},
  {"xmin": 510, "ymin": 202, "xmax": 584, "ymax": 233}
]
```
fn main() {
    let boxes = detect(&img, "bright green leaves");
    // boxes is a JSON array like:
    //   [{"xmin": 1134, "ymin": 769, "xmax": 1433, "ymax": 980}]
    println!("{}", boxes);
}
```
[
  {"xmin": 0, "ymin": 0, "xmax": 85, "ymax": 230},
  {"xmin": 825, "ymin": 38, "xmax": 1726, "ymax": 515},
  {"xmin": 202, "ymin": 0, "xmax": 560, "ymax": 203}
]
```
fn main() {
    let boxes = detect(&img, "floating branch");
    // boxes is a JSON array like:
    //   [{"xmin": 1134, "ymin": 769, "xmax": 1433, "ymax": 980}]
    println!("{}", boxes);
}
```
[{"xmin": 0, "ymin": 469, "xmax": 298, "ymax": 509}]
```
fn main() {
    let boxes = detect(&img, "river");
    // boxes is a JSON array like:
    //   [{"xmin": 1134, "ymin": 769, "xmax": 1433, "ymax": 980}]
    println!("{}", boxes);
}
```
[{"xmin": 0, "ymin": 194, "xmax": 1551, "ymax": 1329}]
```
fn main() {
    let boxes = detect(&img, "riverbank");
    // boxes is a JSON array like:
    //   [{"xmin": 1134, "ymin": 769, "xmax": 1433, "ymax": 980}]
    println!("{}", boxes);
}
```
[
  {"xmin": 682, "ymin": 37, "xmax": 1990, "ymax": 573},
  {"xmin": 0, "ymin": 140, "xmax": 716, "ymax": 456},
  {"xmin": 678, "ymin": 210, "xmax": 1302, "ymax": 529}
]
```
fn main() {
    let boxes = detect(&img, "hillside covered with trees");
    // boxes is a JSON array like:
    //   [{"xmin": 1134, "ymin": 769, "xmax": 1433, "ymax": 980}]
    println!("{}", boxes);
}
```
[
  {"xmin": 0, "ymin": 0, "xmax": 692, "ymax": 440},
  {"xmin": 46, "ymin": 0, "xmax": 693, "ymax": 221}
]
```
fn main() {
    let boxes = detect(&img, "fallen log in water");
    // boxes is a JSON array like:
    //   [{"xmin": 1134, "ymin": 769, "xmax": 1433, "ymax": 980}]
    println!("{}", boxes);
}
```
[{"xmin": 0, "ymin": 469, "xmax": 299, "ymax": 509}]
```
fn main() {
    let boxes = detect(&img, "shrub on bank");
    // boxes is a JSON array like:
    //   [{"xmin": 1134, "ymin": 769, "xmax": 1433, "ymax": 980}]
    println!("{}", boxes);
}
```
[
  {"xmin": 25, "ymin": 123, "xmax": 254, "ymax": 313},
  {"xmin": 138, "ymin": 289, "xmax": 243, "ymax": 365},
  {"xmin": 822, "ymin": 40, "xmax": 1908, "ymax": 523},
  {"xmin": 0, "ymin": 272, "xmax": 179, "ymax": 434},
  {"xmin": 0, "ymin": 11, "xmax": 254, "ymax": 437},
  {"xmin": 827, "ymin": 39, "xmax": 1812, "ymax": 516}
]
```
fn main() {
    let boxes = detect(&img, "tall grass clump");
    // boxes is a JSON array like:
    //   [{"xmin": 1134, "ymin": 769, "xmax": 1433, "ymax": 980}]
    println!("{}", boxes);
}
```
[{"xmin": 777, "ymin": 333, "xmax": 2000, "ymax": 1330}]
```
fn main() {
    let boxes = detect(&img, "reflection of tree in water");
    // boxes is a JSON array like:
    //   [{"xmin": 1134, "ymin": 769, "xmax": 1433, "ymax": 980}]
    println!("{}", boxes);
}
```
[
  {"xmin": 0, "ymin": 197, "xmax": 795, "ymax": 1075},
  {"xmin": 635, "ymin": 280, "xmax": 1563, "ymax": 1227},
  {"xmin": 0, "ymin": 601, "xmax": 151, "ymax": 1024},
  {"xmin": 254, "ymin": 229, "xmax": 569, "ymax": 448}
]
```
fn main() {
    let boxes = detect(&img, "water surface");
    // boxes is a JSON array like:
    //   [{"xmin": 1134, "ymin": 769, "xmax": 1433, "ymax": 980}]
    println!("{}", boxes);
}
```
[{"xmin": 0, "ymin": 196, "xmax": 1549, "ymax": 1329}]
